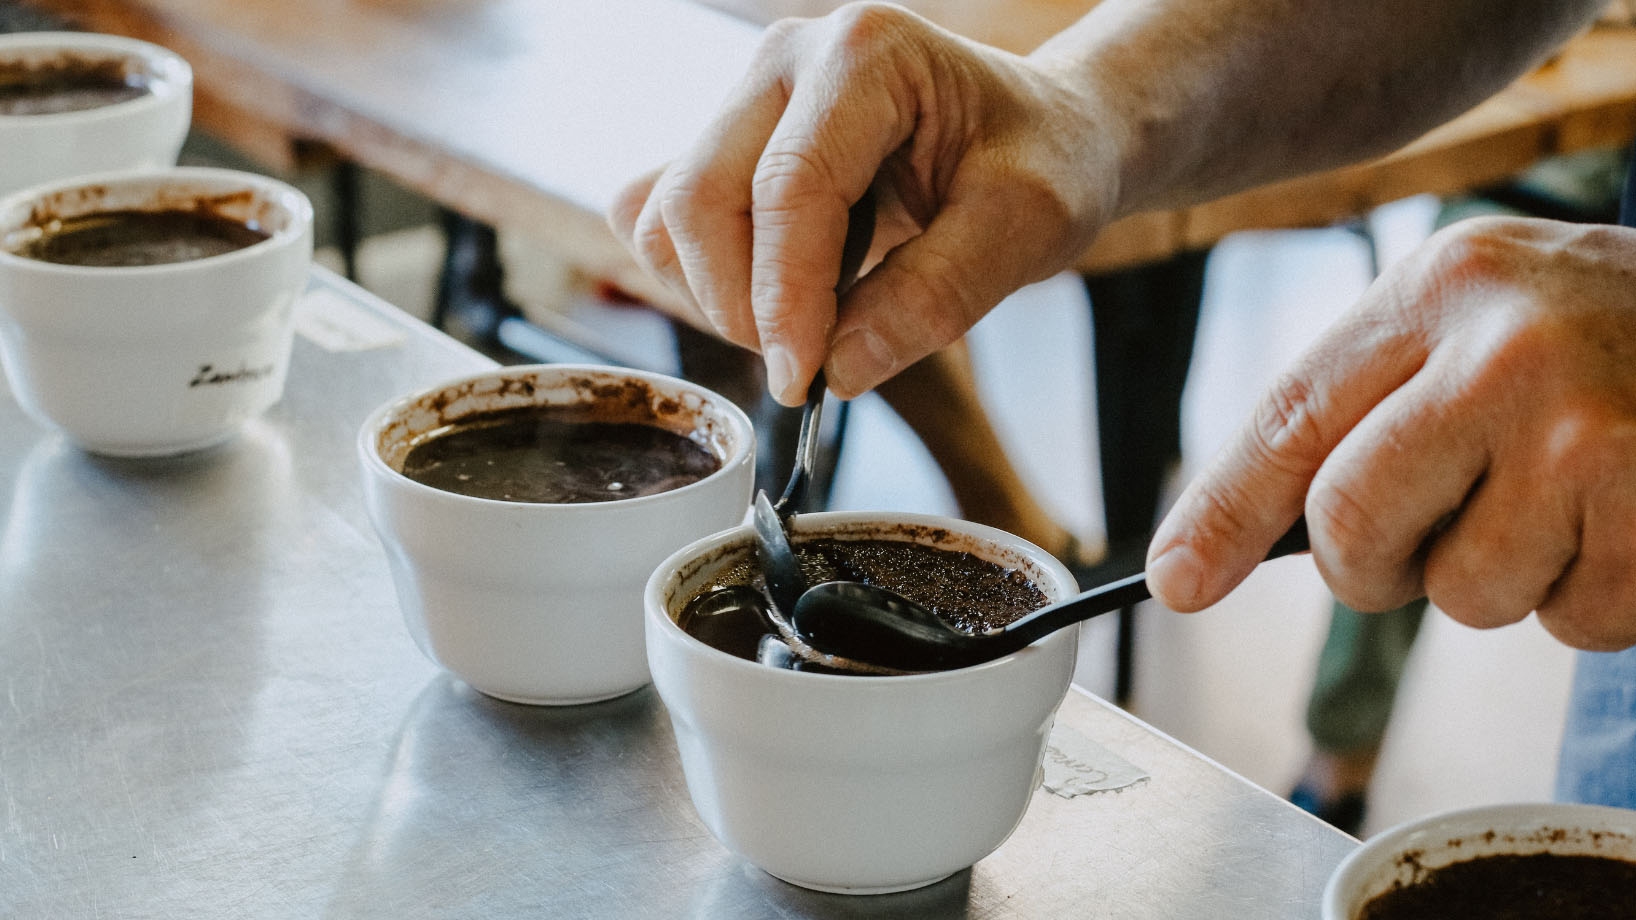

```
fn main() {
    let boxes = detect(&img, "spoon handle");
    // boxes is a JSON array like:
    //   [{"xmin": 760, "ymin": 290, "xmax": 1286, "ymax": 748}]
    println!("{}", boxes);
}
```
[
  {"xmin": 771, "ymin": 191, "xmax": 876, "ymax": 518},
  {"xmin": 773, "ymin": 373, "xmax": 826, "ymax": 517},
  {"xmin": 997, "ymin": 517, "xmax": 1312, "ymax": 652}
]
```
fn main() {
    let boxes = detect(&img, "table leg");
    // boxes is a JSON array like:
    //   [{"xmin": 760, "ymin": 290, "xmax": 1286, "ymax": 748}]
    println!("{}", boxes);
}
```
[
  {"xmin": 331, "ymin": 159, "xmax": 362, "ymax": 281},
  {"xmin": 431, "ymin": 209, "xmax": 522, "ymax": 347},
  {"xmin": 1082, "ymin": 248, "xmax": 1208, "ymax": 705}
]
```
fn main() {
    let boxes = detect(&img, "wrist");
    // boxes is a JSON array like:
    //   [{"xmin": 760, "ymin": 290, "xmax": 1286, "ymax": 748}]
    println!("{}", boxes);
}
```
[{"xmin": 1024, "ymin": 29, "xmax": 1160, "ymax": 224}]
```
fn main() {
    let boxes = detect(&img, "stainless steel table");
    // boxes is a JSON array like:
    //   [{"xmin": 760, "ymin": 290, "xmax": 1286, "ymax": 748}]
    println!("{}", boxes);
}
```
[{"xmin": 0, "ymin": 268, "xmax": 1355, "ymax": 918}]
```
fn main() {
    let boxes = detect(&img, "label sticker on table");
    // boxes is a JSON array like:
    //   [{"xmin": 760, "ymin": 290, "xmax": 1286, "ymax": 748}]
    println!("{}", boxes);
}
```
[
  {"xmin": 1041, "ymin": 723, "xmax": 1149, "ymax": 798},
  {"xmin": 295, "ymin": 287, "xmax": 407, "ymax": 352}
]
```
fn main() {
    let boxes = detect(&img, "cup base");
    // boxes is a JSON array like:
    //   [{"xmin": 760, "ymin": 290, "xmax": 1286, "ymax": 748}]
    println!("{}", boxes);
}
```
[
  {"xmin": 764, "ymin": 868, "xmax": 958, "ymax": 896},
  {"xmin": 71, "ymin": 426, "xmax": 241, "ymax": 459},
  {"xmin": 470, "ymin": 681, "xmax": 650, "ymax": 707}
]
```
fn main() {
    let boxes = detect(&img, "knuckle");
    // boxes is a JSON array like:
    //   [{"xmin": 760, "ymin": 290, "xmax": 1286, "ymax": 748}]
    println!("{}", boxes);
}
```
[
  {"xmin": 1535, "ymin": 603, "xmax": 1636, "ymax": 652},
  {"xmin": 910, "ymin": 246, "xmax": 975, "ymax": 327},
  {"xmin": 629, "ymin": 207, "xmax": 675, "ymax": 274},
  {"xmin": 828, "ymin": 2, "xmax": 904, "ymax": 39},
  {"xmin": 1247, "ymin": 371, "xmax": 1329, "ymax": 475},
  {"xmin": 1435, "ymin": 592, "xmax": 1529, "ymax": 633},
  {"xmin": 1172, "ymin": 473, "xmax": 1273, "ymax": 556},
  {"xmin": 751, "ymin": 152, "xmax": 845, "ymax": 244},
  {"xmin": 1419, "ymin": 519, "xmax": 1511, "ymax": 616},
  {"xmin": 656, "ymin": 169, "xmax": 722, "ymax": 230},
  {"xmin": 754, "ymin": 146, "xmax": 835, "ymax": 208},
  {"xmin": 1191, "ymin": 482, "xmax": 1261, "ymax": 545},
  {"xmin": 699, "ymin": 302, "xmax": 755, "ymax": 348},
  {"xmin": 1540, "ymin": 408, "xmax": 1636, "ymax": 489},
  {"xmin": 746, "ymin": 251, "xmax": 808, "ymax": 305},
  {"xmin": 886, "ymin": 254, "xmax": 976, "ymax": 347},
  {"xmin": 1423, "ymin": 215, "xmax": 1533, "ymax": 289},
  {"xmin": 760, "ymin": 5, "xmax": 916, "ymax": 98},
  {"xmin": 1304, "ymin": 477, "xmax": 1391, "ymax": 583},
  {"xmin": 746, "ymin": 255, "xmax": 833, "ymax": 333},
  {"xmin": 747, "ymin": 305, "xmax": 802, "ymax": 345},
  {"xmin": 1423, "ymin": 559, "xmax": 1529, "ymax": 631},
  {"xmin": 820, "ymin": 2, "xmax": 922, "ymax": 66},
  {"xmin": 757, "ymin": 16, "xmax": 814, "ymax": 58},
  {"xmin": 1537, "ymin": 533, "xmax": 1636, "ymax": 651}
]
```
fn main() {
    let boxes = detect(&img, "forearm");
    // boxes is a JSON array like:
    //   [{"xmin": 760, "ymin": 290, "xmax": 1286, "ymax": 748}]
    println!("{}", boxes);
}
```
[{"xmin": 1033, "ymin": 0, "xmax": 1606, "ymax": 217}]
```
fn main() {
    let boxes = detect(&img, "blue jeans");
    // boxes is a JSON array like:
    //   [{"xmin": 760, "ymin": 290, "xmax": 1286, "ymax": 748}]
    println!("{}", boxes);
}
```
[
  {"xmin": 1556, "ymin": 137, "xmax": 1636, "ymax": 807},
  {"xmin": 1556, "ymin": 647, "xmax": 1636, "ymax": 808}
]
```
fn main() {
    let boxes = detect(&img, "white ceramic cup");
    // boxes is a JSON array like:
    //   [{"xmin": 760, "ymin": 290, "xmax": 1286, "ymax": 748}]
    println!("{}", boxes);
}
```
[
  {"xmin": 1323, "ymin": 802, "xmax": 1636, "ymax": 919},
  {"xmin": 360, "ymin": 364, "xmax": 756, "ymax": 706},
  {"xmin": 0, "ymin": 32, "xmax": 192, "ymax": 197},
  {"xmin": 645, "ymin": 511, "xmax": 1080, "ymax": 894},
  {"xmin": 0, "ymin": 166, "xmax": 314, "ymax": 456}
]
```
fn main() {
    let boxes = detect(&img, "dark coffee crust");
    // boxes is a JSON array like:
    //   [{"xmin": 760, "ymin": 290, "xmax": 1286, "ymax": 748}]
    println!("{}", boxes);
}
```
[
  {"xmin": 11, "ymin": 209, "xmax": 269, "ymax": 266},
  {"xmin": 678, "ymin": 537, "xmax": 1048, "ymax": 674},
  {"xmin": 0, "ymin": 52, "xmax": 148, "ymax": 115},
  {"xmin": 1358, "ymin": 851, "xmax": 1636, "ymax": 919}
]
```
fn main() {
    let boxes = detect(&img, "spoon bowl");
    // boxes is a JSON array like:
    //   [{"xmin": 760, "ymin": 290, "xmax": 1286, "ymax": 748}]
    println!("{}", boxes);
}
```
[{"xmin": 750, "ymin": 371, "xmax": 826, "ymax": 619}]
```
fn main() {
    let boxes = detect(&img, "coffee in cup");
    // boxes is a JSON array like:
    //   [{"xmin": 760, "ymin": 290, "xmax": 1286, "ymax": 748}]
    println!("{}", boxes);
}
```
[
  {"xmin": 11, "ymin": 206, "xmax": 270, "ymax": 267},
  {"xmin": 359, "ymin": 364, "xmax": 755, "ymax": 705},
  {"xmin": 0, "ymin": 51, "xmax": 150, "ymax": 116},
  {"xmin": 678, "ymin": 531, "xmax": 1048, "ymax": 672},
  {"xmin": 1324, "ymin": 803, "xmax": 1636, "ymax": 920},
  {"xmin": 399, "ymin": 402, "xmax": 722, "ymax": 504},
  {"xmin": 646, "ymin": 511, "xmax": 1078, "ymax": 894},
  {"xmin": 0, "ymin": 166, "xmax": 313, "ymax": 456},
  {"xmin": 0, "ymin": 33, "xmax": 190, "ymax": 197},
  {"xmin": 1356, "ymin": 850, "xmax": 1636, "ymax": 919}
]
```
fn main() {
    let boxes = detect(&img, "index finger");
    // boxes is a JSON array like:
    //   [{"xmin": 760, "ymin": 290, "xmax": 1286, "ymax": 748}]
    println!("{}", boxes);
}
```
[
  {"xmin": 1145, "ymin": 300, "xmax": 1429, "ymax": 611},
  {"xmin": 748, "ymin": 55, "xmax": 908, "ymax": 404}
]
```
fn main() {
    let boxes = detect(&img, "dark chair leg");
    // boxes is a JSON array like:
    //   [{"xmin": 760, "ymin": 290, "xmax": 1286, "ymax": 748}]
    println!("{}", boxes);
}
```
[
  {"xmin": 1622, "ymin": 136, "xmax": 1636, "ymax": 227},
  {"xmin": 331, "ymin": 160, "xmax": 362, "ymax": 282},
  {"xmin": 1082, "ymin": 248, "xmax": 1209, "ymax": 706},
  {"xmin": 431, "ymin": 208, "xmax": 522, "ymax": 349}
]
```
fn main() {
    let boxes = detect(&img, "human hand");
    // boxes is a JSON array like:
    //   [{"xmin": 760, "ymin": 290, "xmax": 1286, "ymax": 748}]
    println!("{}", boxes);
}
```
[
  {"xmin": 1146, "ymin": 216, "xmax": 1636, "ymax": 651},
  {"xmin": 606, "ymin": 2, "xmax": 1118, "ymax": 405}
]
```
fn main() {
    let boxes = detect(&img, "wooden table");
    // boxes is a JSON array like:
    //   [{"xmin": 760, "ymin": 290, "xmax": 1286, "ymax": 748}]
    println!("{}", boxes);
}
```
[
  {"xmin": 23, "ymin": 0, "xmax": 1636, "ymax": 280},
  {"xmin": 18, "ymin": 0, "xmax": 764, "ymax": 310}
]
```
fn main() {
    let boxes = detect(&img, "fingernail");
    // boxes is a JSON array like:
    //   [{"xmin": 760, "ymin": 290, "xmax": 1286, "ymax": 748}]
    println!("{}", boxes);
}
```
[
  {"xmin": 1146, "ymin": 543, "xmax": 1205, "ymax": 610},
  {"xmin": 764, "ymin": 345, "xmax": 797, "ymax": 404},
  {"xmin": 828, "ymin": 329, "xmax": 895, "ymax": 395}
]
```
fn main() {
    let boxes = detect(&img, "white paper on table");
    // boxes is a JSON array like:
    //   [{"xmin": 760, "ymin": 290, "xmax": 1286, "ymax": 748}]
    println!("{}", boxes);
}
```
[
  {"xmin": 1041, "ymin": 723, "xmax": 1150, "ymax": 799},
  {"xmin": 295, "ymin": 287, "xmax": 407, "ymax": 352}
]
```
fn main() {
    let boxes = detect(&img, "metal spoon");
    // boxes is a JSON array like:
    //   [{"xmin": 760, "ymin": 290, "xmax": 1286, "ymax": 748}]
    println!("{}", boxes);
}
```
[
  {"xmin": 789, "ymin": 518, "xmax": 1312, "ymax": 672},
  {"xmin": 751, "ymin": 373, "xmax": 826, "ymax": 618},
  {"xmin": 750, "ymin": 190, "xmax": 876, "ymax": 619}
]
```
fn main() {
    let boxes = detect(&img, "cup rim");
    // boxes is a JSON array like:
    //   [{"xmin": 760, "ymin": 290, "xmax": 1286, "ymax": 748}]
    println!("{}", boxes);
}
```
[
  {"xmin": 0, "ymin": 166, "xmax": 314, "ymax": 275},
  {"xmin": 357, "ymin": 362, "xmax": 757, "ymax": 512},
  {"xmin": 1321, "ymin": 801, "xmax": 1636, "ymax": 919},
  {"xmin": 0, "ymin": 31, "xmax": 191, "ymax": 125},
  {"xmin": 644, "ymin": 508, "xmax": 1080, "ymax": 685}
]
